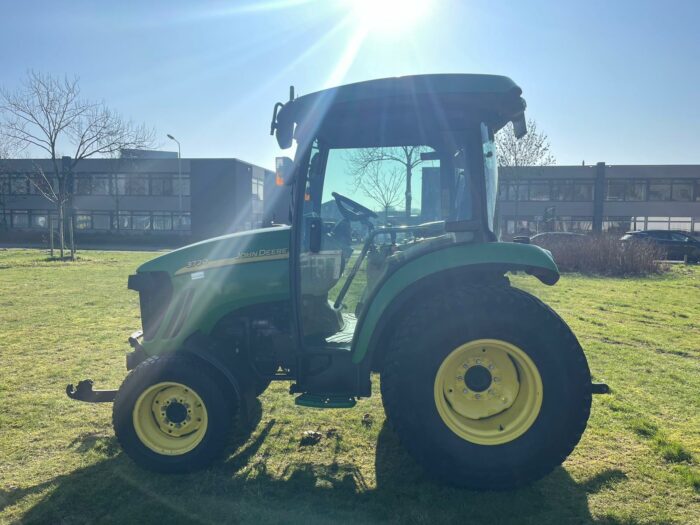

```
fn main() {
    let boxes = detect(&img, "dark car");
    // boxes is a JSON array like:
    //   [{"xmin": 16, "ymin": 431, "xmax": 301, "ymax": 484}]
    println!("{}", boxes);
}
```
[
  {"xmin": 528, "ymin": 232, "xmax": 587, "ymax": 248},
  {"xmin": 620, "ymin": 230, "xmax": 700, "ymax": 262}
]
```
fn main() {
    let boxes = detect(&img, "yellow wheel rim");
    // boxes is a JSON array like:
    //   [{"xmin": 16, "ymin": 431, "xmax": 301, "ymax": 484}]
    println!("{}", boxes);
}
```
[
  {"xmin": 132, "ymin": 382, "xmax": 208, "ymax": 456},
  {"xmin": 434, "ymin": 339, "xmax": 543, "ymax": 445}
]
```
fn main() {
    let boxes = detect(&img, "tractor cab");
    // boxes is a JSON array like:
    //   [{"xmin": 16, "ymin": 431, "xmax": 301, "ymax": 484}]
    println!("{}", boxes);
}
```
[{"xmin": 270, "ymin": 75, "xmax": 528, "ymax": 397}]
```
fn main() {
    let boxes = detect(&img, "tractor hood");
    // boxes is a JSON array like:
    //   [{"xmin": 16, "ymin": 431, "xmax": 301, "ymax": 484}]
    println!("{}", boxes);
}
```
[{"xmin": 136, "ymin": 226, "xmax": 291, "ymax": 277}]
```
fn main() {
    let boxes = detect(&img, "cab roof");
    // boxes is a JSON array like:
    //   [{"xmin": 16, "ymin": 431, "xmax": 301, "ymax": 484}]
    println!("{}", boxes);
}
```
[{"xmin": 273, "ymin": 74, "xmax": 527, "ymax": 149}]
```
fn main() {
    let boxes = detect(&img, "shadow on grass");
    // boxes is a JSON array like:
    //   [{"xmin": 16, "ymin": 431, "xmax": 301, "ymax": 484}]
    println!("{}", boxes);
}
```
[{"xmin": 2, "ymin": 411, "xmax": 635, "ymax": 525}]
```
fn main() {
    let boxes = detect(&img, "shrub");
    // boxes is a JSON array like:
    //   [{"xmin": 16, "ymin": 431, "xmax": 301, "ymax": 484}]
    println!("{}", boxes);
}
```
[{"xmin": 530, "ymin": 234, "xmax": 666, "ymax": 276}]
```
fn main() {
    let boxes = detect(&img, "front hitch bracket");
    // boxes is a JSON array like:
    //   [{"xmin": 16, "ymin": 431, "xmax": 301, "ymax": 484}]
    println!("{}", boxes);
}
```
[
  {"xmin": 591, "ymin": 382, "xmax": 610, "ymax": 395},
  {"xmin": 66, "ymin": 379, "xmax": 117, "ymax": 403}
]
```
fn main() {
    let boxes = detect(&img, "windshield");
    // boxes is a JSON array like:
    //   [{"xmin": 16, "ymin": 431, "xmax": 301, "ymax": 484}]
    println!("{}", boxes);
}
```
[{"xmin": 301, "ymin": 140, "xmax": 474, "ymax": 230}]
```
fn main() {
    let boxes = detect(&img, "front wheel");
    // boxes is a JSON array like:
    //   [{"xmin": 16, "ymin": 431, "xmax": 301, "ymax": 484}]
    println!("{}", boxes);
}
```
[
  {"xmin": 113, "ymin": 354, "xmax": 236, "ymax": 473},
  {"xmin": 381, "ymin": 285, "xmax": 592, "ymax": 490}
]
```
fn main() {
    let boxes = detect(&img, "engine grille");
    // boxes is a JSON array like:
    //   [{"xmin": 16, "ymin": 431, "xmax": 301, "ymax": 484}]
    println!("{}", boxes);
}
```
[{"xmin": 127, "ymin": 272, "xmax": 173, "ymax": 341}]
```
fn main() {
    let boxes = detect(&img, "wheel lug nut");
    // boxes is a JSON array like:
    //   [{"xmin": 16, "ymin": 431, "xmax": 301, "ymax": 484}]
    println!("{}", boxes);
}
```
[
  {"xmin": 463, "ymin": 388, "xmax": 468, "ymax": 394},
  {"xmin": 475, "ymin": 394, "xmax": 481, "ymax": 399},
  {"xmin": 456, "ymin": 376, "xmax": 463, "ymax": 381},
  {"xmin": 493, "ymin": 377, "xmax": 500, "ymax": 382},
  {"xmin": 488, "ymin": 364, "xmax": 494, "ymax": 370}
]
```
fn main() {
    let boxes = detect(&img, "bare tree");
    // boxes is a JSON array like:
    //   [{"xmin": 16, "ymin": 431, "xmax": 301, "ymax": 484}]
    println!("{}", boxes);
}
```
[
  {"xmin": 347, "ymin": 146, "xmax": 425, "ymax": 218},
  {"xmin": 351, "ymin": 161, "xmax": 405, "ymax": 221},
  {"xmin": 0, "ymin": 71, "xmax": 154, "ymax": 259},
  {"xmin": 496, "ymin": 118, "xmax": 555, "ymax": 167},
  {"xmin": 0, "ymin": 139, "xmax": 16, "ymax": 233}
]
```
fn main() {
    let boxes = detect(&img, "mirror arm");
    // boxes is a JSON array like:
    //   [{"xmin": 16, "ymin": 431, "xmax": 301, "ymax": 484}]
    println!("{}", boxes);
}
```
[{"xmin": 270, "ymin": 102, "xmax": 284, "ymax": 135}]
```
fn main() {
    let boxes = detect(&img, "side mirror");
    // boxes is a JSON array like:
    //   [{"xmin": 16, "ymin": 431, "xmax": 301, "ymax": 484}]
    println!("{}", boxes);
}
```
[
  {"xmin": 275, "ymin": 157, "xmax": 295, "ymax": 186},
  {"xmin": 308, "ymin": 216, "xmax": 323, "ymax": 253},
  {"xmin": 512, "ymin": 115, "xmax": 527, "ymax": 139}
]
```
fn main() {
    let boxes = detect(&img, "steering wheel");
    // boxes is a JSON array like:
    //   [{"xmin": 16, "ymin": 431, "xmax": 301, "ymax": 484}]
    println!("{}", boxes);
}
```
[{"xmin": 332, "ymin": 192, "xmax": 378, "ymax": 223}]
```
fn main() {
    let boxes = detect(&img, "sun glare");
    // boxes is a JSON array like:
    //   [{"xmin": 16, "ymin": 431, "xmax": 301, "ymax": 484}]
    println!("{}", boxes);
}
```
[{"xmin": 349, "ymin": 0, "xmax": 431, "ymax": 34}]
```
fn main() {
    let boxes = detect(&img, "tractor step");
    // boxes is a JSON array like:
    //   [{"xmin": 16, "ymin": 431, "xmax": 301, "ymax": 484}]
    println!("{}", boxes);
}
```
[{"xmin": 295, "ymin": 393, "xmax": 357, "ymax": 409}]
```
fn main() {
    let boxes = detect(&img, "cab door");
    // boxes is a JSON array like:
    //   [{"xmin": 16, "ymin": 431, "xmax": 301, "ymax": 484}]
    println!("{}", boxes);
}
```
[{"xmin": 291, "ymin": 141, "xmax": 347, "ymax": 344}]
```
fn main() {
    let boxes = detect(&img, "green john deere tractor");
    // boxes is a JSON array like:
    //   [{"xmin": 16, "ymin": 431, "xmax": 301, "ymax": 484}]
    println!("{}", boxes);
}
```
[{"xmin": 67, "ymin": 74, "xmax": 608, "ymax": 490}]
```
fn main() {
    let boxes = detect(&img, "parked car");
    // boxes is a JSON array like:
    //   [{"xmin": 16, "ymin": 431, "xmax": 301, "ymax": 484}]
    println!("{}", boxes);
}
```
[
  {"xmin": 529, "ymin": 232, "xmax": 587, "ymax": 248},
  {"xmin": 620, "ymin": 230, "xmax": 700, "ymax": 262}
]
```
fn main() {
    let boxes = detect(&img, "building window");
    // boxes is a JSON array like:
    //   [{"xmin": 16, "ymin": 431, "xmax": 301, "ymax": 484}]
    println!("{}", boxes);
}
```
[
  {"xmin": 606, "ymin": 180, "xmax": 627, "ymax": 201},
  {"xmin": 10, "ymin": 210, "xmax": 29, "ymax": 228},
  {"xmin": 671, "ymin": 180, "xmax": 693, "ymax": 201},
  {"xmin": 606, "ymin": 179, "xmax": 649, "ymax": 201},
  {"xmin": 75, "ymin": 213, "xmax": 92, "ymax": 230},
  {"xmin": 173, "ymin": 213, "xmax": 191, "ymax": 231},
  {"xmin": 573, "ymin": 181, "xmax": 594, "ymax": 201},
  {"xmin": 115, "ymin": 211, "xmax": 132, "ymax": 230},
  {"xmin": 528, "ymin": 182, "xmax": 550, "ymax": 201},
  {"xmin": 669, "ymin": 217, "xmax": 692, "ymax": 231},
  {"xmin": 648, "ymin": 180, "xmax": 671, "ymax": 201},
  {"xmin": 646, "ymin": 216, "xmax": 670, "ymax": 230},
  {"xmin": 603, "ymin": 217, "xmax": 632, "ymax": 233},
  {"xmin": 116, "ymin": 175, "xmax": 127, "ymax": 196},
  {"xmin": 172, "ymin": 176, "xmax": 190, "ymax": 197},
  {"xmin": 252, "ymin": 178, "xmax": 264, "ymax": 200},
  {"xmin": 127, "ymin": 177, "xmax": 149, "ymax": 196},
  {"xmin": 152, "ymin": 213, "xmax": 172, "ymax": 231},
  {"xmin": 93, "ymin": 175, "xmax": 111, "ymax": 195},
  {"xmin": 92, "ymin": 212, "xmax": 111, "ymax": 230},
  {"xmin": 502, "ymin": 216, "xmax": 537, "ymax": 236},
  {"xmin": 10, "ymin": 175, "xmax": 29, "ymax": 195},
  {"xmin": 76, "ymin": 175, "xmax": 92, "ymax": 195},
  {"xmin": 627, "ymin": 181, "xmax": 647, "ymax": 201},
  {"xmin": 630, "ymin": 216, "xmax": 646, "ymax": 230},
  {"xmin": 551, "ymin": 181, "xmax": 574, "ymax": 201},
  {"xmin": 118, "ymin": 174, "xmax": 147, "ymax": 196},
  {"xmin": 132, "ymin": 213, "xmax": 151, "ymax": 230},
  {"xmin": 151, "ymin": 177, "xmax": 173, "ymax": 196},
  {"xmin": 498, "ymin": 181, "xmax": 509, "ymax": 200},
  {"xmin": 505, "ymin": 182, "xmax": 526, "ymax": 201},
  {"xmin": 0, "ymin": 174, "xmax": 10, "ymax": 194},
  {"xmin": 109, "ymin": 211, "xmax": 190, "ymax": 232},
  {"xmin": 570, "ymin": 217, "xmax": 593, "ymax": 232},
  {"xmin": 31, "ymin": 213, "xmax": 48, "ymax": 229}
]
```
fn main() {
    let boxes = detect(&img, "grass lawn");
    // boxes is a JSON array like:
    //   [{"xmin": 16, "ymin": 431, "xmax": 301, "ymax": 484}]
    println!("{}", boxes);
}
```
[{"xmin": 0, "ymin": 248, "xmax": 698, "ymax": 524}]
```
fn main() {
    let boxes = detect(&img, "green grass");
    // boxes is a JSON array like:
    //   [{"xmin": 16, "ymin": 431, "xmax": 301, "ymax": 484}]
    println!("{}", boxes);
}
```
[{"xmin": 0, "ymin": 248, "xmax": 699, "ymax": 524}]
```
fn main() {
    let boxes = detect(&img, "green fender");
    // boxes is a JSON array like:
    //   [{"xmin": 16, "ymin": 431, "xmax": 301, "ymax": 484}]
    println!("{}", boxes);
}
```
[{"xmin": 351, "ymin": 242, "xmax": 559, "ymax": 364}]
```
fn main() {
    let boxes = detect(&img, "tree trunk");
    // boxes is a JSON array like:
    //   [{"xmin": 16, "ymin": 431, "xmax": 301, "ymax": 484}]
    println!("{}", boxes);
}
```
[
  {"xmin": 49, "ymin": 214, "xmax": 54, "ymax": 257},
  {"xmin": 405, "ymin": 164, "xmax": 412, "ymax": 219},
  {"xmin": 68, "ymin": 210, "xmax": 75, "ymax": 260},
  {"xmin": 58, "ymin": 203, "xmax": 65, "ymax": 258}
]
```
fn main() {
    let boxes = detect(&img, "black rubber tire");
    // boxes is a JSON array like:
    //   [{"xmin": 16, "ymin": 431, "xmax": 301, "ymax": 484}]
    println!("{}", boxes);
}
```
[
  {"xmin": 113, "ymin": 353, "xmax": 237, "ymax": 473},
  {"xmin": 381, "ymin": 284, "xmax": 592, "ymax": 490},
  {"xmin": 254, "ymin": 379, "xmax": 272, "ymax": 397}
]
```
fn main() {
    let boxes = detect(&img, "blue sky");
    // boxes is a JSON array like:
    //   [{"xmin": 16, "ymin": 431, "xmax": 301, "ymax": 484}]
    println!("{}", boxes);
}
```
[{"xmin": 2, "ymin": 0, "xmax": 699, "ymax": 169}]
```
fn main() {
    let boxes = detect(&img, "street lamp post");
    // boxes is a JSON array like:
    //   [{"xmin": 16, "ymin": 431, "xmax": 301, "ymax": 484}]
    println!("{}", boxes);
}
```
[{"xmin": 167, "ymin": 134, "xmax": 182, "ymax": 212}]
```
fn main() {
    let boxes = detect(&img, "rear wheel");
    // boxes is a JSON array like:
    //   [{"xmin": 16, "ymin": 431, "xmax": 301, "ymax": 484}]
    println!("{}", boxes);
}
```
[
  {"xmin": 113, "ymin": 354, "xmax": 237, "ymax": 473},
  {"xmin": 381, "ymin": 284, "xmax": 592, "ymax": 490}
]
